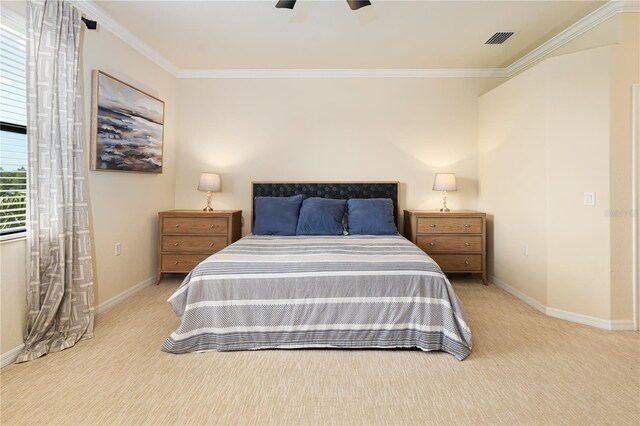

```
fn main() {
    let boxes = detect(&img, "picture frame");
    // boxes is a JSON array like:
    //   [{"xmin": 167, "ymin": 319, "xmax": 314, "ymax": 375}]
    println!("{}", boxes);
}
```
[{"xmin": 90, "ymin": 70, "xmax": 165, "ymax": 173}]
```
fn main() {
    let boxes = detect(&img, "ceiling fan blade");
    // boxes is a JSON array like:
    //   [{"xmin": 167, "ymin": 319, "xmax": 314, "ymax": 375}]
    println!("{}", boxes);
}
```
[
  {"xmin": 276, "ymin": 0, "xmax": 297, "ymax": 9},
  {"xmin": 346, "ymin": 0, "xmax": 371, "ymax": 10}
]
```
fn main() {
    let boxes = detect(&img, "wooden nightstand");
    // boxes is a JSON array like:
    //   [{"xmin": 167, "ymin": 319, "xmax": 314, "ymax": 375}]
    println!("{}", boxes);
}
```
[
  {"xmin": 404, "ymin": 210, "xmax": 487, "ymax": 285},
  {"xmin": 157, "ymin": 210, "xmax": 242, "ymax": 284}
]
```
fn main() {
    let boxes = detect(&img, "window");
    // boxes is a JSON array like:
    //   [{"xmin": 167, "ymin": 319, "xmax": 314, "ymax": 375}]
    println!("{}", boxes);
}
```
[{"xmin": 0, "ymin": 10, "xmax": 27, "ymax": 238}]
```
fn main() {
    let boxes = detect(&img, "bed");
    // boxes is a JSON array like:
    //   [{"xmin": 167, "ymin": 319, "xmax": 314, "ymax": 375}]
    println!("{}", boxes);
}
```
[{"xmin": 163, "ymin": 182, "xmax": 472, "ymax": 360}]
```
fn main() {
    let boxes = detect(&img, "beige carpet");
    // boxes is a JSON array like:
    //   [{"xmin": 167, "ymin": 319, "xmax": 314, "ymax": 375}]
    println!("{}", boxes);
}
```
[{"xmin": 1, "ymin": 276, "xmax": 638, "ymax": 425}]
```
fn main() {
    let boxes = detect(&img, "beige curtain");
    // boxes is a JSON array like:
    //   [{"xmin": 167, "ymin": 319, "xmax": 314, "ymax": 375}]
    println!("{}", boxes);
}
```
[{"xmin": 17, "ymin": 0, "xmax": 94, "ymax": 363}]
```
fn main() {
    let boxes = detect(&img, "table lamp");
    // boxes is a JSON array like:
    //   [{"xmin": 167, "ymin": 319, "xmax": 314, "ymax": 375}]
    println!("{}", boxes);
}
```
[
  {"xmin": 432, "ymin": 173, "xmax": 457, "ymax": 212},
  {"xmin": 197, "ymin": 173, "xmax": 221, "ymax": 211}
]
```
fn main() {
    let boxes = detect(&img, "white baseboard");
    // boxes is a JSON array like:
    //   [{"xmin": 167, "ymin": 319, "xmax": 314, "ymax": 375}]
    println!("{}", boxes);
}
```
[
  {"xmin": 490, "ymin": 274, "xmax": 638, "ymax": 331},
  {"xmin": 489, "ymin": 274, "xmax": 546, "ymax": 313},
  {"xmin": 1, "ymin": 344, "xmax": 25, "ymax": 368},
  {"xmin": 610, "ymin": 320, "xmax": 637, "ymax": 331},
  {"xmin": 95, "ymin": 276, "xmax": 156, "ymax": 315},
  {"xmin": 545, "ymin": 307, "xmax": 611, "ymax": 330},
  {"xmin": 1, "ymin": 276, "xmax": 156, "ymax": 368}
]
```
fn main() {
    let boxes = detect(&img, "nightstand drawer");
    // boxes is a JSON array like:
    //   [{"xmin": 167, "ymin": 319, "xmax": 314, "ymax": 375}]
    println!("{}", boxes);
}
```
[
  {"xmin": 405, "ymin": 210, "xmax": 486, "ymax": 285},
  {"xmin": 430, "ymin": 254, "xmax": 482, "ymax": 271},
  {"xmin": 417, "ymin": 217, "xmax": 482, "ymax": 234},
  {"xmin": 162, "ymin": 236, "xmax": 228, "ymax": 253},
  {"xmin": 416, "ymin": 235, "xmax": 482, "ymax": 253},
  {"xmin": 157, "ymin": 210, "xmax": 242, "ymax": 284},
  {"xmin": 162, "ymin": 217, "xmax": 228, "ymax": 235},
  {"xmin": 161, "ymin": 254, "xmax": 211, "ymax": 272}
]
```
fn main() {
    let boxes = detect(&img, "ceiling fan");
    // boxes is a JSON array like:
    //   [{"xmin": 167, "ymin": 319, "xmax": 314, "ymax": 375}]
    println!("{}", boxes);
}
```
[{"xmin": 276, "ymin": 0, "xmax": 372, "ymax": 11}]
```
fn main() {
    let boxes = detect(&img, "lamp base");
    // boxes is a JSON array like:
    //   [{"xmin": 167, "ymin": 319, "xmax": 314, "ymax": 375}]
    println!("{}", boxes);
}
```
[
  {"xmin": 203, "ymin": 191, "xmax": 213, "ymax": 211},
  {"xmin": 440, "ymin": 191, "xmax": 451, "ymax": 212}
]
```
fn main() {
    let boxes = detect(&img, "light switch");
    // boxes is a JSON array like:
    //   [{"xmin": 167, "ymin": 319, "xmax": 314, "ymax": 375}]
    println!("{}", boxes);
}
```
[{"xmin": 583, "ymin": 192, "xmax": 595, "ymax": 206}]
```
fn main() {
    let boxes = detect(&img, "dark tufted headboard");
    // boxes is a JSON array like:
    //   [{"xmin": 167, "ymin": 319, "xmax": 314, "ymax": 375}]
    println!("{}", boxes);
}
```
[{"xmin": 251, "ymin": 181, "xmax": 400, "ymax": 231}]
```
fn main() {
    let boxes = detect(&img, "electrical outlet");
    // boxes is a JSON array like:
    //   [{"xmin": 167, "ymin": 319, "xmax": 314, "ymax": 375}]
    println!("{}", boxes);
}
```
[
  {"xmin": 523, "ymin": 243, "xmax": 528, "ymax": 256},
  {"xmin": 115, "ymin": 242, "xmax": 121, "ymax": 256}
]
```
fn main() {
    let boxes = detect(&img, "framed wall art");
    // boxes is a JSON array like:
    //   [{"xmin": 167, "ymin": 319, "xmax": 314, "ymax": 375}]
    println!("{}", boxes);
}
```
[{"xmin": 91, "ymin": 71, "xmax": 165, "ymax": 173}]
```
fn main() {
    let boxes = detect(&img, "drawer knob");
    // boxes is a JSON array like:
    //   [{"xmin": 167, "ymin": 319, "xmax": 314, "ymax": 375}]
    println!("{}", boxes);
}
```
[
  {"xmin": 465, "ymin": 260, "xmax": 470, "ymax": 265},
  {"xmin": 174, "ymin": 261, "xmax": 178, "ymax": 265},
  {"xmin": 429, "ymin": 224, "xmax": 436, "ymax": 228},
  {"xmin": 464, "ymin": 242, "xmax": 471, "ymax": 246},
  {"xmin": 429, "ymin": 242, "xmax": 436, "ymax": 246},
  {"xmin": 464, "ymin": 224, "xmax": 471, "ymax": 228},
  {"xmin": 210, "ymin": 224, "xmax": 215, "ymax": 228},
  {"xmin": 174, "ymin": 242, "xmax": 180, "ymax": 246},
  {"xmin": 175, "ymin": 223, "xmax": 180, "ymax": 228},
  {"xmin": 209, "ymin": 243, "xmax": 214, "ymax": 247}
]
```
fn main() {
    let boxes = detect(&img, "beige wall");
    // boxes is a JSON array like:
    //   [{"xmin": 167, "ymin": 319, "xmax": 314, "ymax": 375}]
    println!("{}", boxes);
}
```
[
  {"xmin": 0, "ymin": 10, "xmax": 178, "ymax": 355},
  {"xmin": 477, "ymin": 66, "xmax": 549, "ymax": 305},
  {"xmin": 609, "ymin": 13, "xmax": 640, "ymax": 321},
  {"xmin": 81, "ymin": 27, "xmax": 178, "ymax": 307},
  {"xmin": 545, "ymin": 47, "xmax": 611, "ymax": 319},
  {"xmin": 479, "ymin": 47, "xmax": 612, "ymax": 318},
  {"xmin": 0, "ymin": 239, "xmax": 27, "ymax": 354},
  {"xmin": 479, "ymin": 13, "xmax": 639, "ymax": 322},
  {"xmin": 174, "ymin": 78, "xmax": 502, "ymax": 234}
]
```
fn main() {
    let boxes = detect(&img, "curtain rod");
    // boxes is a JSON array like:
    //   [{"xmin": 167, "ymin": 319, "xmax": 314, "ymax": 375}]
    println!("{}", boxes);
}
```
[{"xmin": 81, "ymin": 17, "xmax": 97, "ymax": 30}]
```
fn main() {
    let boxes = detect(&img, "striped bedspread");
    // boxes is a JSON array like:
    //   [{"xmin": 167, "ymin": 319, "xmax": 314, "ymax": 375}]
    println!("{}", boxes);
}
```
[{"xmin": 163, "ymin": 234, "xmax": 472, "ymax": 360}]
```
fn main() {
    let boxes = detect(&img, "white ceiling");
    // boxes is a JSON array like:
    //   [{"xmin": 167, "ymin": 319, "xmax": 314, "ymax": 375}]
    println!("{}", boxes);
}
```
[{"xmin": 93, "ymin": 0, "xmax": 606, "ymax": 70}]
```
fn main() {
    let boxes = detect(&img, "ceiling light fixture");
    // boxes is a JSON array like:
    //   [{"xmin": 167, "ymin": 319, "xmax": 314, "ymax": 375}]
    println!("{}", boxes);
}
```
[{"xmin": 276, "ymin": 0, "xmax": 372, "ymax": 11}]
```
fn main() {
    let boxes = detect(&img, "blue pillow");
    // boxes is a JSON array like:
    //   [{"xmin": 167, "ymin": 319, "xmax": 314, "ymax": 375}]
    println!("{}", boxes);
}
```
[
  {"xmin": 296, "ymin": 198, "xmax": 347, "ymax": 236},
  {"xmin": 347, "ymin": 198, "xmax": 397, "ymax": 235},
  {"xmin": 253, "ymin": 195, "xmax": 304, "ymax": 236}
]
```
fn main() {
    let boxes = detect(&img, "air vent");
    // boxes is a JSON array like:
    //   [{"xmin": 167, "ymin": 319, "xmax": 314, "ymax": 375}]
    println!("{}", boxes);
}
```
[{"xmin": 485, "ymin": 32, "xmax": 514, "ymax": 45}]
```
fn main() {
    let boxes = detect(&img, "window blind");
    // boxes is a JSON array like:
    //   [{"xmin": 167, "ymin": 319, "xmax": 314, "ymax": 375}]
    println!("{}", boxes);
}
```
[{"xmin": 0, "ymin": 12, "xmax": 27, "ymax": 236}]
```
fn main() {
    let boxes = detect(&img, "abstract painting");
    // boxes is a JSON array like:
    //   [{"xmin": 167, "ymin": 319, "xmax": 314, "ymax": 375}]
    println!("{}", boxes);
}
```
[{"xmin": 91, "ymin": 71, "xmax": 164, "ymax": 173}]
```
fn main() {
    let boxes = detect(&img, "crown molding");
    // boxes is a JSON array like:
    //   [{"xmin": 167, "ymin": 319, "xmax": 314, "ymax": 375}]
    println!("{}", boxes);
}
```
[
  {"xmin": 505, "ymin": 0, "xmax": 640, "ymax": 76},
  {"xmin": 70, "ymin": 0, "xmax": 637, "ymax": 80},
  {"xmin": 68, "ymin": 0, "xmax": 179, "ymax": 77},
  {"xmin": 176, "ymin": 68, "xmax": 509, "ymax": 79}
]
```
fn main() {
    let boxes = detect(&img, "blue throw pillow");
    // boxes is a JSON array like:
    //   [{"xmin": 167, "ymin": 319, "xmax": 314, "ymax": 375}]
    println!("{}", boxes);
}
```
[
  {"xmin": 347, "ymin": 198, "xmax": 397, "ymax": 235},
  {"xmin": 253, "ymin": 195, "xmax": 304, "ymax": 236},
  {"xmin": 296, "ymin": 197, "xmax": 347, "ymax": 236}
]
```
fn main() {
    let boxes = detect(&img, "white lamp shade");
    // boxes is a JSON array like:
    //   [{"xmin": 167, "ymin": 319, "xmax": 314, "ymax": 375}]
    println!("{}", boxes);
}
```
[
  {"xmin": 197, "ymin": 173, "xmax": 221, "ymax": 192},
  {"xmin": 432, "ymin": 173, "xmax": 457, "ymax": 191}
]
